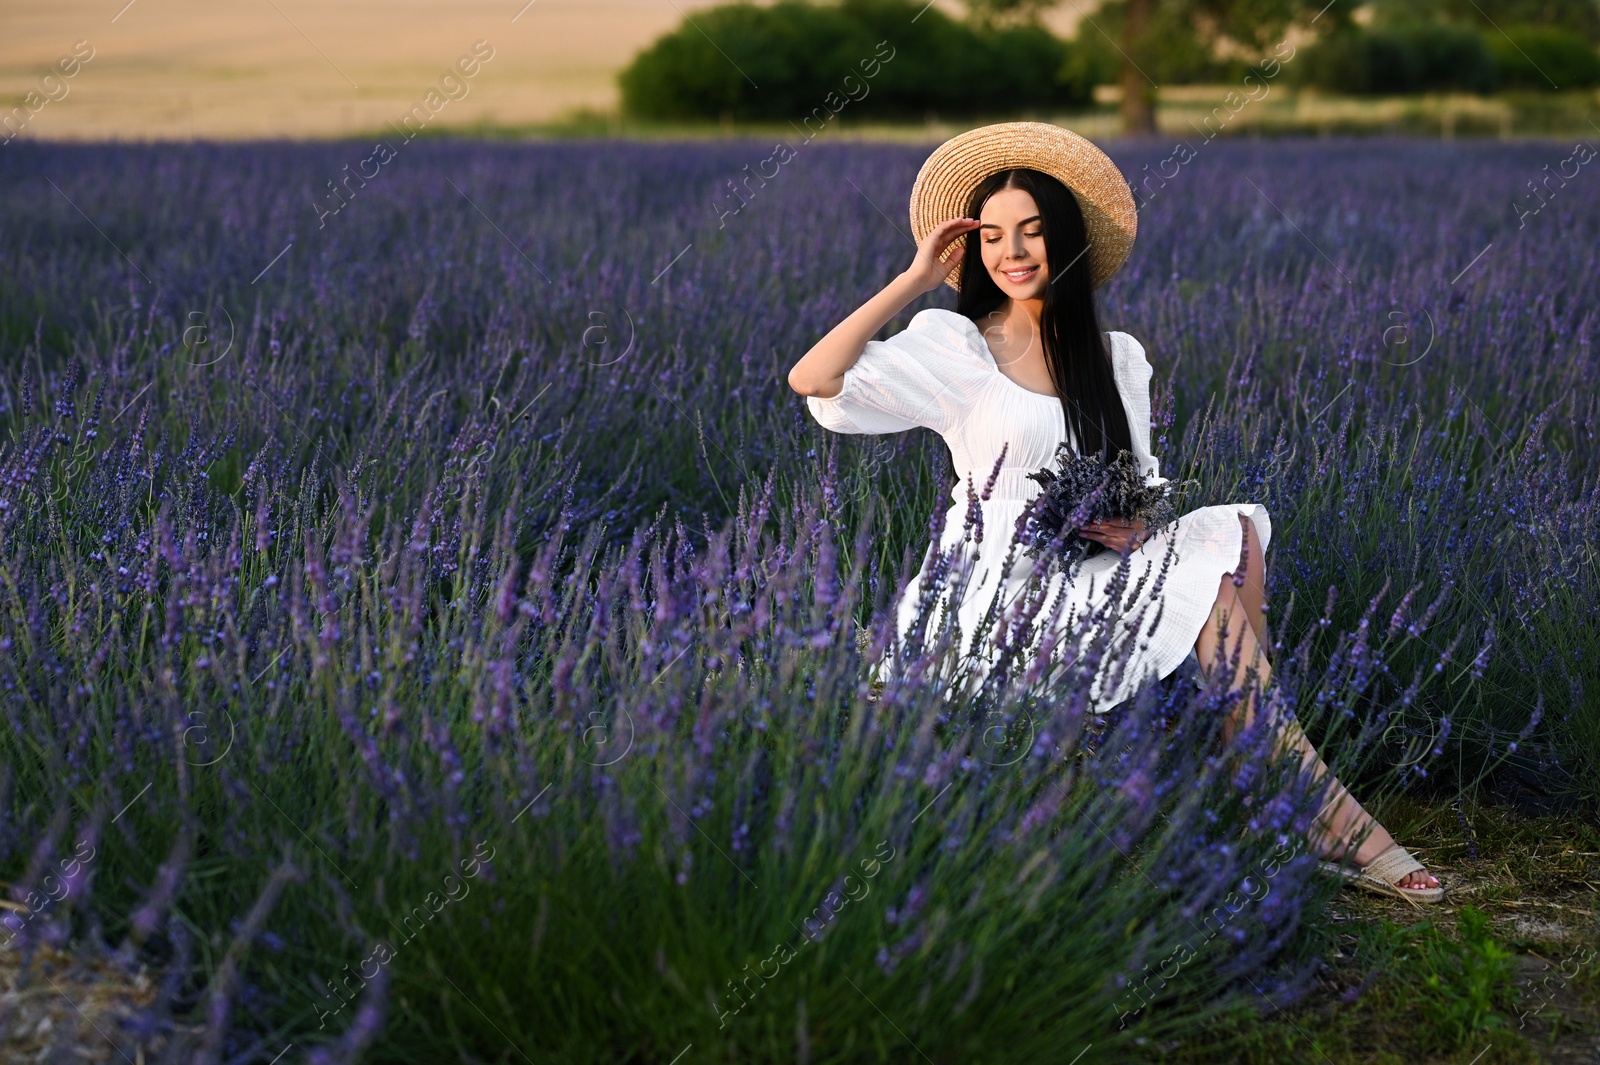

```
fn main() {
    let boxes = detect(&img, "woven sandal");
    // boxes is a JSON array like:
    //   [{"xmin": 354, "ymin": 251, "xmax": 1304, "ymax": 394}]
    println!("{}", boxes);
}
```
[{"xmin": 1319, "ymin": 843, "xmax": 1444, "ymax": 905}]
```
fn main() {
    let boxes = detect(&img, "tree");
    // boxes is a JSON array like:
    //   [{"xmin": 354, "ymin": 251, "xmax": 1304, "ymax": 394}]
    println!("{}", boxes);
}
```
[{"xmin": 964, "ymin": 0, "xmax": 1353, "ymax": 133}]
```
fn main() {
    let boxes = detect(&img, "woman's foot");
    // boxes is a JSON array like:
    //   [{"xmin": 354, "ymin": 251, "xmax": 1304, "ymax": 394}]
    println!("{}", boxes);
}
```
[
  {"xmin": 1310, "ymin": 775, "xmax": 1441, "ymax": 894},
  {"xmin": 1320, "ymin": 831, "xmax": 1441, "ymax": 893}
]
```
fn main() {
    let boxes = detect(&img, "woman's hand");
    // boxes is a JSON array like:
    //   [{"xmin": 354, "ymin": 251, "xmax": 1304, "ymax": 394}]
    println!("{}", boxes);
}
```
[
  {"xmin": 1079, "ymin": 517, "xmax": 1150, "ymax": 556},
  {"xmin": 788, "ymin": 216, "xmax": 977, "ymax": 398},
  {"xmin": 903, "ymin": 217, "xmax": 981, "ymax": 295},
  {"xmin": 789, "ymin": 249, "xmax": 938, "ymax": 398}
]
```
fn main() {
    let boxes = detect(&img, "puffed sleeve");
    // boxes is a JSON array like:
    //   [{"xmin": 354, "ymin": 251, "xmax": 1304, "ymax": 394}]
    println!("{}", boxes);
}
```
[
  {"xmin": 804, "ymin": 309, "xmax": 973, "ymax": 436},
  {"xmin": 1111, "ymin": 331, "xmax": 1168, "ymax": 488}
]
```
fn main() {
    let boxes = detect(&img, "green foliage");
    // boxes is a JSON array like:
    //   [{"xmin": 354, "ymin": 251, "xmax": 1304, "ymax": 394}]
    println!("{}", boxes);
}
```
[
  {"xmin": 1365, "ymin": 0, "xmax": 1600, "ymax": 43},
  {"xmin": 1063, "ymin": 0, "xmax": 1260, "ymax": 86},
  {"xmin": 1058, "ymin": 37, "xmax": 1115, "ymax": 99},
  {"xmin": 1485, "ymin": 24, "xmax": 1600, "ymax": 88},
  {"xmin": 618, "ymin": 0, "xmax": 1090, "ymax": 122},
  {"xmin": 1421, "ymin": 908, "xmax": 1521, "ymax": 1042},
  {"xmin": 1295, "ymin": 25, "xmax": 1498, "ymax": 93},
  {"xmin": 618, "ymin": 0, "xmax": 861, "ymax": 122},
  {"xmin": 1056, "ymin": 28, "xmax": 1120, "ymax": 93},
  {"xmin": 1299, "ymin": 5, "xmax": 1600, "ymax": 93},
  {"xmin": 1362, "ymin": 907, "xmax": 1520, "ymax": 1046}
]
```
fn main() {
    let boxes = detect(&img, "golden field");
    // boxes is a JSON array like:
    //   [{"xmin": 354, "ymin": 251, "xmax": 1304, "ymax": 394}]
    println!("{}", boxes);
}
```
[{"xmin": 0, "ymin": 0, "xmax": 684, "ymax": 140}]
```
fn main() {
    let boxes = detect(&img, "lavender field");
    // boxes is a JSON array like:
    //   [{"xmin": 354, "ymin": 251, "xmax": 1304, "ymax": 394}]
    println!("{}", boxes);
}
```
[{"xmin": 0, "ymin": 136, "xmax": 1596, "ymax": 1062}]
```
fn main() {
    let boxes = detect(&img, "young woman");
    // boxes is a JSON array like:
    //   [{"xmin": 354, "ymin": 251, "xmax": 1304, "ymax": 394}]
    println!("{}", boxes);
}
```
[{"xmin": 787, "ymin": 122, "xmax": 1442, "ymax": 902}]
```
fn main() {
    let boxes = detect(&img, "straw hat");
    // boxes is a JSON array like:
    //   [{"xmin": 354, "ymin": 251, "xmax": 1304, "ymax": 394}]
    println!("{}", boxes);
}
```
[{"xmin": 908, "ymin": 121, "xmax": 1137, "ymax": 291}]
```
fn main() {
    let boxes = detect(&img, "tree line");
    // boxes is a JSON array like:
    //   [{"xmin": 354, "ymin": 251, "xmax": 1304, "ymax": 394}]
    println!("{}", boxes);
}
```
[{"xmin": 620, "ymin": 0, "xmax": 1600, "ymax": 133}]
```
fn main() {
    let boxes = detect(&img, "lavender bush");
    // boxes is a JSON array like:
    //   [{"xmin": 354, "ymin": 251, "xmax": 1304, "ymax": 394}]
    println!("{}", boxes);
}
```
[{"xmin": 0, "ymin": 135, "xmax": 1589, "ymax": 1060}]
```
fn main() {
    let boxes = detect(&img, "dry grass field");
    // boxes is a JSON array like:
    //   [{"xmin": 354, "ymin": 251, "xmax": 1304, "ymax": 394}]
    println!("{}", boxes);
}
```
[{"xmin": 0, "ymin": 0, "xmax": 684, "ymax": 140}]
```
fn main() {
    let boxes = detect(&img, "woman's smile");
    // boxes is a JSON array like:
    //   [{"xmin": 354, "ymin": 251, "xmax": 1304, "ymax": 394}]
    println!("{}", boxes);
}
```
[{"xmin": 999, "ymin": 264, "xmax": 1039, "ymax": 283}]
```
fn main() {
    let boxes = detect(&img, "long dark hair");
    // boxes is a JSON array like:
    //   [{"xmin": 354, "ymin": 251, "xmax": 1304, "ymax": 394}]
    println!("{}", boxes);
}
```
[{"xmin": 953, "ymin": 168, "xmax": 1133, "ymax": 461}]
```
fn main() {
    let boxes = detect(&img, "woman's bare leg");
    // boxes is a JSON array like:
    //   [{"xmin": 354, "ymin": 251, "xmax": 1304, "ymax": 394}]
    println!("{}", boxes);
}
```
[{"xmin": 1193, "ymin": 569, "xmax": 1439, "ymax": 892}]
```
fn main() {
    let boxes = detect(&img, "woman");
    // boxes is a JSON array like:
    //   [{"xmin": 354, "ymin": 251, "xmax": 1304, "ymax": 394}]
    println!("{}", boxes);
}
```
[{"xmin": 787, "ymin": 122, "xmax": 1442, "ymax": 902}]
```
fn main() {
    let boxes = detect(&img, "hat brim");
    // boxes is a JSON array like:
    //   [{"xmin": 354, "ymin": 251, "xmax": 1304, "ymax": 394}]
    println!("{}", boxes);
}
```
[{"xmin": 908, "ymin": 121, "xmax": 1137, "ymax": 292}]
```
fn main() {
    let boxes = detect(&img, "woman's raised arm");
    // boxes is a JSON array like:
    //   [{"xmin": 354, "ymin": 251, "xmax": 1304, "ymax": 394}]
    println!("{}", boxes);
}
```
[{"xmin": 786, "ymin": 217, "xmax": 980, "ymax": 399}]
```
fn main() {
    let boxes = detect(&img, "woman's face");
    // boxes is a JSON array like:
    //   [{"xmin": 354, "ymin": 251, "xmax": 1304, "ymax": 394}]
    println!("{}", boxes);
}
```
[{"xmin": 978, "ymin": 186, "xmax": 1048, "ymax": 299}]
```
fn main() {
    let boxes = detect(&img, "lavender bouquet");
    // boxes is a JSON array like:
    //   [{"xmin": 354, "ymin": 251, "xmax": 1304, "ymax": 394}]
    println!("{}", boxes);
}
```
[{"xmin": 1015, "ymin": 445, "xmax": 1185, "ymax": 564}]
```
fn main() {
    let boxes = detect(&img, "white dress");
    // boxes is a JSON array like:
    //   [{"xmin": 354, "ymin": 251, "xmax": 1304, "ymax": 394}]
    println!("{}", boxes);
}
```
[{"xmin": 805, "ymin": 307, "xmax": 1271, "ymax": 714}]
